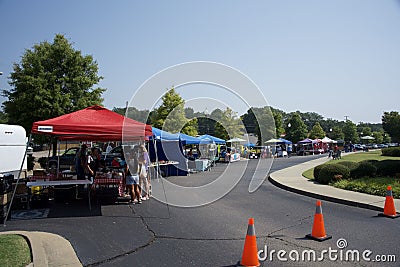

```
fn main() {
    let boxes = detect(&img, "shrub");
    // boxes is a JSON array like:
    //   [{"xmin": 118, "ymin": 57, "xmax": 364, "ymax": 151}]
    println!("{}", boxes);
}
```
[
  {"xmin": 382, "ymin": 147, "xmax": 400, "ymax": 157},
  {"xmin": 337, "ymin": 161, "xmax": 360, "ymax": 172},
  {"xmin": 313, "ymin": 164, "xmax": 325, "ymax": 180},
  {"xmin": 351, "ymin": 161, "xmax": 377, "ymax": 178},
  {"xmin": 364, "ymin": 159, "xmax": 379, "ymax": 165},
  {"xmin": 316, "ymin": 164, "xmax": 350, "ymax": 185},
  {"xmin": 374, "ymin": 160, "xmax": 400, "ymax": 176}
]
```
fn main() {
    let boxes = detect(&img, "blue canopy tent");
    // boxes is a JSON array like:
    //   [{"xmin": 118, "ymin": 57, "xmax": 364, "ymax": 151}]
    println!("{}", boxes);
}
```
[
  {"xmin": 278, "ymin": 138, "xmax": 292, "ymax": 144},
  {"xmin": 149, "ymin": 127, "xmax": 187, "ymax": 176},
  {"xmin": 244, "ymin": 142, "xmax": 256, "ymax": 147},
  {"xmin": 198, "ymin": 134, "xmax": 226, "ymax": 144},
  {"xmin": 177, "ymin": 133, "xmax": 202, "ymax": 145},
  {"xmin": 150, "ymin": 127, "xmax": 180, "ymax": 141}
]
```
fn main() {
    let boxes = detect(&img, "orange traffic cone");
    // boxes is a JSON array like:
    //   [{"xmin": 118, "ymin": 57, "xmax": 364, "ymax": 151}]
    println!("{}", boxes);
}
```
[
  {"xmin": 240, "ymin": 218, "xmax": 260, "ymax": 267},
  {"xmin": 306, "ymin": 200, "xmax": 332, "ymax": 242},
  {"xmin": 378, "ymin": 186, "xmax": 400, "ymax": 218}
]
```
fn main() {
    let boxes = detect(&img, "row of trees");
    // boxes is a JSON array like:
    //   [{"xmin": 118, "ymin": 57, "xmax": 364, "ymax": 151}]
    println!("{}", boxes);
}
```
[
  {"xmin": 113, "ymin": 89, "xmax": 396, "ymax": 146},
  {"xmin": 113, "ymin": 87, "xmax": 246, "ymax": 141},
  {"xmin": 1, "ymin": 34, "xmax": 399, "ymax": 146}
]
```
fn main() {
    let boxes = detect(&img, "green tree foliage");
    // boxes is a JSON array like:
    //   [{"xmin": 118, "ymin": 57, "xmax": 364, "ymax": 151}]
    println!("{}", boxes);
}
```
[
  {"xmin": 319, "ymin": 118, "xmax": 341, "ymax": 134},
  {"xmin": 382, "ymin": 111, "xmax": 400, "ymax": 143},
  {"xmin": 113, "ymin": 106, "xmax": 151, "ymax": 124},
  {"xmin": 372, "ymin": 131, "xmax": 383, "ymax": 144},
  {"xmin": 199, "ymin": 109, "xmax": 222, "ymax": 136},
  {"xmin": 273, "ymin": 111, "xmax": 285, "ymax": 138},
  {"xmin": 2, "ymin": 34, "xmax": 105, "ymax": 132},
  {"xmin": 383, "ymin": 132, "xmax": 391, "ymax": 143},
  {"xmin": 358, "ymin": 122, "xmax": 382, "ymax": 133},
  {"xmin": 241, "ymin": 107, "xmax": 278, "ymax": 144},
  {"xmin": 150, "ymin": 86, "xmax": 197, "ymax": 135},
  {"xmin": 252, "ymin": 107, "xmax": 276, "ymax": 145},
  {"xmin": 285, "ymin": 112, "xmax": 308, "ymax": 143},
  {"xmin": 182, "ymin": 118, "xmax": 199, "ymax": 136},
  {"xmin": 241, "ymin": 108, "xmax": 258, "ymax": 134},
  {"xmin": 196, "ymin": 109, "xmax": 216, "ymax": 135},
  {"xmin": 342, "ymin": 120, "xmax": 359, "ymax": 143},
  {"xmin": 184, "ymin": 107, "xmax": 195, "ymax": 119},
  {"xmin": 357, "ymin": 126, "xmax": 372, "ymax": 137},
  {"xmin": 214, "ymin": 108, "xmax": 245, "ymax": 141},
  {"xmin": 308, "ymin": 122, "xmax": 326, "ymax": 139},
  {"xmin": 300, "ymin": 112, "xmax": 324, "ymax": 131},
  {"xmin": 329, "ymin": 126, "xmax": 344, "ymax": 140},
  {"xmin": 0, "ymin": 110, "xmax": 8, "ymax": 123}
]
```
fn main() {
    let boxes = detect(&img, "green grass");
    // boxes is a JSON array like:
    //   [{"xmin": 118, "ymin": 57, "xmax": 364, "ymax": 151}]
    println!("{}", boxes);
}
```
[
  {"xmin": 302, "ymin": 168, "xmax": 315, "ymax": 179},
  {"xmin": 301, "ymin": 150, "xmax": 400, "ymax": 198},
  {"xmin": 0, "ymin": 235, "xmax": 32, "ymax": 267},
  {"xmin": 332, "ymin": 177, "xmax": 400, "ymax": 198},
  {"xmin": 331, "ymin": 150, "xmax": 396, "ymax": 162}
]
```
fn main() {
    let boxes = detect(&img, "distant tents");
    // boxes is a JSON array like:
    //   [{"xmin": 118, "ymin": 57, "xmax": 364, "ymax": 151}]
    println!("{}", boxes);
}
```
[{"xmin": 198, "ymin": 134, "xmax": 226, "ymax": 144}]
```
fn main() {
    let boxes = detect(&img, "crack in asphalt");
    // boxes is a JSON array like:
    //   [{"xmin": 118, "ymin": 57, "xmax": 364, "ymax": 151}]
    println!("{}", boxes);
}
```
[
  {"xmin": 86, "ymin": 209, "xmax": 315, "ymax": 266},
  {"xmin": 85, "ymin": 204, "xmax": 156, "ymax": 266},
  {"xmin": 85, "ymin": 203, "xmax": 271, "ymax": 266},
  {"xmin": 260, "ymin": 215, "xmax": 316, "ymax": 250},
  {"xmin": 266, "ymin": 215, "xmax": 312, "ymax": 237}
]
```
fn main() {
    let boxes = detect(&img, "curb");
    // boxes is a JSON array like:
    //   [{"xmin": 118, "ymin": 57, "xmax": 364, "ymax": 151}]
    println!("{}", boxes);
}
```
[
  {"xmin": 268, "ymin": 175, "xmax": 384, "ymax": 212},
  {"xmin": 0, "ymin": 230, "xmax": 82, "ymax": 267}
]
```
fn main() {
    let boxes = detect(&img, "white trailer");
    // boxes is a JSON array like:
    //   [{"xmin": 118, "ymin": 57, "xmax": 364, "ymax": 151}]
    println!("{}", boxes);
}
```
[{"xmin": 0, "ymin": 124, "xmax": 28, "ymax": 178}]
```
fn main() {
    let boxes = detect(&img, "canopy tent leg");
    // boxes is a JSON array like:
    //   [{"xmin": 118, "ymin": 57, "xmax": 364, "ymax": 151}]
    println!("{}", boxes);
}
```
[{"xmin": 3, "ymin": 134, "xmax": 32, "ymax": 226}]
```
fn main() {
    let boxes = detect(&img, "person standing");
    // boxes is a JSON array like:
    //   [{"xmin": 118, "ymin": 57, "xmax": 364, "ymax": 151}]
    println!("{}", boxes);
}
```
[
  {"xmin": 287, "ymin": 144, "xmax": 292, "ymax": 158},
  {"xmin": 75, "ymin": 144, "xmax": 93, "ymax": 180},
  {"xmin": 187, "ymin": 148, "xmax": 194, "ymax": 160},
  {"xmin": 88, "ymin": 147, "xmax": 102, "ymax": 181},
  {"xmin": 125, "ymin": 149, "xmax": 141, "ymax": 204},
  {"xmin": 138, "ymin": 144, "xmax": 151, "ymax": 200},
  {"xmin": 106, "ymin": 143, "xmax": 113, "ymax": 153},
  {"xmin": 243, "ymin": 147, "xmax": 248, "ymax": 159}
]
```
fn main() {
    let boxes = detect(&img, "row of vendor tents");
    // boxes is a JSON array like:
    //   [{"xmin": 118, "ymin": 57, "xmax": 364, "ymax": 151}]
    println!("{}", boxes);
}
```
[
  {"xmin": 152, "ymin": 129, "xmax": 226, "ymax": 145},
  {"xmin": 30, "ymin": 105, "xmax": 346, "ymax": 149},
  {"xmin": 30, "ymin": 105, "xmax": 342, "ymax": 151},
  {"xmin": 264, "ymin": 137, "xmax": 339, "ymax": 145},
  {"xmin": 30, "ymin": 105, "xmax": 230, "ymax": 176},
  {"xmin": 31, "ymin": 105, "xmax": 227, "ymax": 145}
]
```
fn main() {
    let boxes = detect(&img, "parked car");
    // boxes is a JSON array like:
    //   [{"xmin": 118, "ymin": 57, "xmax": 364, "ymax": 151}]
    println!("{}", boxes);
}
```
[
  {"xmin": 365, "ymin": 144, "xmax": 378, "ymax": 149},
  {"xmin": 102, "ymin": 145, "xmax": 125, "ymax": 166},
  {"xmin": 48, "ymin": 147, "xmax": 80, "ymax": 170},
  {"xmin": 377, "ymin": 144, "xmax": 388, "ymax": 148},
  {"xmin": 353, "ymin": 144, "xmax": 365, "ymax": 151}
]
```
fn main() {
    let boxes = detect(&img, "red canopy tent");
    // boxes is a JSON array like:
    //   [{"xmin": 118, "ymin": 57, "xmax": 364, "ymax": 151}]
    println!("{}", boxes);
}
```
[{"xmin": 31, "ymin": 105, "xmax": 152, "ymax": 141}]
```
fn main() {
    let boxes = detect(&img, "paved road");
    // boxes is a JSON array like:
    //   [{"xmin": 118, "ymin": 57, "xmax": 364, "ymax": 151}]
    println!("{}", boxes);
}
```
[{"xmin": 3, "ymin": 155, "xmax": 399, "ymax": 266}]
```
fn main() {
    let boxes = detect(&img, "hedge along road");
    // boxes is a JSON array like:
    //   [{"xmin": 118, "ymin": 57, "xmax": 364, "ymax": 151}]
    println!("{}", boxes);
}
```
[{"xmin": 2, "ymin": 155, "xmax": 400, "ymax": 266}]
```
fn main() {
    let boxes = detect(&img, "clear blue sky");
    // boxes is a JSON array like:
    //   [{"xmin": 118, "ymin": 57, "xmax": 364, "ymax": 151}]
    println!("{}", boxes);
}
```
[{"xmin": 1, "ymin": 0, "xmax": 399, "ymax": 124}]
